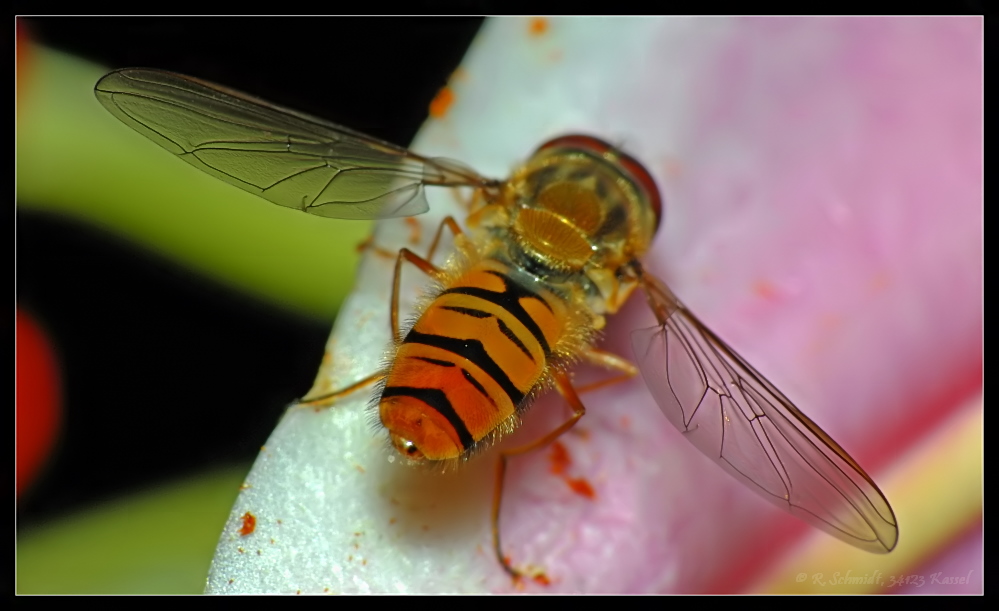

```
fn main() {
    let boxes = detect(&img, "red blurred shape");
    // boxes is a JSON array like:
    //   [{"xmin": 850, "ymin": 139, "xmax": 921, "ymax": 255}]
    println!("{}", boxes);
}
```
[
  {"xmin": 16, "ymin": 308, "xmax": 62, "ymax": 498},
  {"xmin": 16, "ymin": 18, "xmax": 34, "ymax": 112}
]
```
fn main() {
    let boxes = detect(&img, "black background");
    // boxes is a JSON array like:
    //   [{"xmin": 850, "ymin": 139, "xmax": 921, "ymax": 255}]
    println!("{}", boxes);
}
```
[{"xmin": 17, "ymin": 17, "xmax": 484, "ymax": 529}]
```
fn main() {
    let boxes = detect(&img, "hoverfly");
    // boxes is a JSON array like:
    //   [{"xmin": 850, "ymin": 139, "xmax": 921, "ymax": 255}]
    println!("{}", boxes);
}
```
[{"xmin": 95, "ymin": 68, "xmax": 898, "ymax": 579}]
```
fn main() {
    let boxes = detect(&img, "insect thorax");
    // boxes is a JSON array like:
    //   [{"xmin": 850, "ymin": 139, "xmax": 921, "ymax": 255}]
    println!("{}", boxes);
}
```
[{"xmin": 472, "ymin": 141, "xmax": 659, "ymax": 322}]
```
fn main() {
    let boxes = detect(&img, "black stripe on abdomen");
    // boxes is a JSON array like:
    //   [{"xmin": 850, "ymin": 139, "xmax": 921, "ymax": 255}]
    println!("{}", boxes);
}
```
[
  {"xmin": 442, "ymin": 305, "xmax": 535, "ymax": 362},
  {"xmin": 381, "ymin": 386, "xmax": 474, "ymax": 451},
  {"xmin": 409, "ymin": 356, "xmax": 455, "ymax": 367},
  {"xmin": 461, "ymin": 368, "xmax": 495, "ymax": 407},
  {"xmin": 442, "ymin": 270, "xmax": 552, "ymax": 357},
  {"xmin": 404, "ymin": 331, "xmax": 526, "ymax": 408}
]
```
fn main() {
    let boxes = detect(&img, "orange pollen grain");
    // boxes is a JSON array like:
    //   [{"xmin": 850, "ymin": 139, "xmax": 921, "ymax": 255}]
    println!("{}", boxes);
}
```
[
  {"xmin": 549, "ymin": 441, "xmax": 570, "ymax": 475},
  {"xmin": 528, "ymin": 17, "xmax": 548, "ymax": 36},
  {"xmin": 429, "ymin": 86, "xmax": 455, "ymax": 119},
  {"xmin": 752, "ymin": 279, "xmax": 779, "ymax": 302},
  {"xmin": 238, "ymin": 512, "xmax": 256, "ymax": 536},
  {"xmin": 566, "ymin": 477, "xmax": 596, "ymax": 499}
]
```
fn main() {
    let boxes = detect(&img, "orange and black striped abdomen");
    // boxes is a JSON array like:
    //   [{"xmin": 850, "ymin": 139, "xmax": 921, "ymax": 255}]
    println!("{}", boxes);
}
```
[{"xmin": 379, "ymin": 261, "xmax": 567, "ymax": 461}]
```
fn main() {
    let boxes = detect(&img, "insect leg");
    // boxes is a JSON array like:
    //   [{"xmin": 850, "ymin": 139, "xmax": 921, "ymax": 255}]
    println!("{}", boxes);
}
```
[
  {"xmin": 355, "ymin": 236, "xmax": 397, "ymax": 259},
  {"xmin": 492, "ymin": 372, "xmax": 588, "ymax": 580},
  {"xmin": 389, "ymin": 216, "xmax": 466, "ymax": 342},
  {"xmin": 424, "ymin": 216, "xmax": 465, "ymax": 263},
  {"xmin": 390, "ymin": 248, "xmax": 439, "ymax": 344},
  {"xmin": 358, "ymin": 213, "xmax": 463, "ymax": 261},
  {"xmin": 575, "ymin": 348, "xmax": 639, "ymax": 394},
  {"xmin": 447, "ymin": 178, "xmax": 490, "ymax": 213},
  {"xmin": 307, "ymin": 216, "xmax": 466, "ymax": 405},
  {"xmin": 301, "ymin": 216, "xmax": 459, "ymax": 407},
  {"xmin": 296, "ymin": 371, "xmax": 386, "ymax": 409},
  {"xmin": 403, "ymin": 217, "xmax": 422, "ymax": 245}
]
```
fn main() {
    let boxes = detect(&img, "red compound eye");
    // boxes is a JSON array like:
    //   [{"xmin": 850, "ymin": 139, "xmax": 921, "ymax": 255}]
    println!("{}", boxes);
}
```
[{"xmin": 535, "ymin": 134, "xmax": 663, "ymax": 231}]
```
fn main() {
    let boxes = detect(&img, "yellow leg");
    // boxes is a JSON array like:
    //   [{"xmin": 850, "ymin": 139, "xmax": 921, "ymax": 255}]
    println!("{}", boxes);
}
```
[
  {"xmin": 492, "ymin": 372, "xmax": 588, "ymax": 581},
  {"xmin": 389, "ymin": 216, "xmax": 464, "ymax": 342},
  {"xmin": 575, "ymin": 347, "xmax": 639, "ymax": 394},
  {"xmin": 355, "ymin": 235, "xmax": 397, "ymax": 259},
  {"xmin": 424, "ymin": 216, "xmax": 465, "ymax": 264},
  {"xmin": 297, "ymin": 371, "xmax": 385, "ymax": 408},
  {"xmin": 490, "ymin": 349, "xmax": 639, "ymax": 580},
  {"xmin": 307, "ymin": 216, "xmax": 467, "ymax": 406}
]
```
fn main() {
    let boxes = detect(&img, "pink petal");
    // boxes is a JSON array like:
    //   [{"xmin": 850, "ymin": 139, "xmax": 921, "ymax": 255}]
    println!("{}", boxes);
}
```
[{"xmin": 208, "ymin": 17, "xmax": 981, "ymax": 594}]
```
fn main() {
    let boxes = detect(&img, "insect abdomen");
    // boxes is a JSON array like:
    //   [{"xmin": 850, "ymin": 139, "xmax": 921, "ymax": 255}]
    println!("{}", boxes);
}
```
[{"xmin": 379, "ymin": 260, "xmax": 565, "ymax": 461}]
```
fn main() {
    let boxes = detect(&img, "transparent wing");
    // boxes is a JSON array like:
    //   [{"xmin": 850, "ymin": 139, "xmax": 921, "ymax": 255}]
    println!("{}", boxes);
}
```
[
  {"xmin": 94, "ymin": 68, "xmax": 491, "ymax": 220},
  {"xmin": 632, "ymin": 273, "xmax": 898, "ymax": 553}
]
